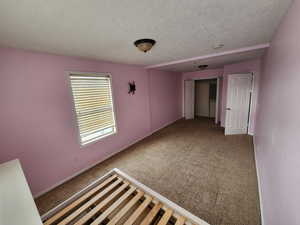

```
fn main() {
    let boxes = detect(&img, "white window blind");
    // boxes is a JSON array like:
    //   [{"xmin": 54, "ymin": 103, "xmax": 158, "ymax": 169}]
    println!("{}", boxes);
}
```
[{"xmin": 69, "ymin": 73, "xmax": 116, "ymax": 146}]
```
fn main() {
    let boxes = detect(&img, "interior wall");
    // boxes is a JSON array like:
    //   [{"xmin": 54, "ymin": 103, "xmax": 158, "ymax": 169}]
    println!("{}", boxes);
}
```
[
  {"xmin": 0, "ymin": 47, "xmax": 182, "ymax": 196},
  {"xmin": 148, "ymin": 69, "xmax": 182, "ymax": 131},
  {"xmin": 254, "ymin": 1, "xmax": 299, "ymax": 225},
  {"xmin": 195, "ymin": 81, "xmax": 209, "ymax": 117},
  {"xmin": 195, "ymin": 80, "xmax": 216, "ymax": 118}
]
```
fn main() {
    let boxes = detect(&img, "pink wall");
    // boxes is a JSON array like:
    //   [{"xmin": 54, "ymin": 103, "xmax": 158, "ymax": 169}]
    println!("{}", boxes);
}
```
[
  {"xmin": 222, "ymin": 59, "xmax": 261, "ymax": 134},
  {"xmin": 148, "ymin": 69, "xmax": 182, "ymax": 131},
  {"xmin": 182, "ymin": 69, "xmax": 224, "ymax": 122},
  {"xmin": 254, "ymin": 1, "xmax": 300, "ymax": 224},
  {"xmin": 0, "ymin": 47, "xmax": 182, "ymax": 196}
]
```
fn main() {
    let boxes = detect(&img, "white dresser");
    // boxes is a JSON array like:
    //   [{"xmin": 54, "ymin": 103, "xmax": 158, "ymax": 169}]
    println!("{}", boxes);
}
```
[{"xmin": 0, "ymin": 159, "xmax": 43, "ymax": 225}]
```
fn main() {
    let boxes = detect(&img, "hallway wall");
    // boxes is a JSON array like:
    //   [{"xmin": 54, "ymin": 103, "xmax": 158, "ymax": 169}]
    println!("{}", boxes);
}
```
[{"xmin": 148, "ymin": 69, "xmax": 182, "ymax": 132}]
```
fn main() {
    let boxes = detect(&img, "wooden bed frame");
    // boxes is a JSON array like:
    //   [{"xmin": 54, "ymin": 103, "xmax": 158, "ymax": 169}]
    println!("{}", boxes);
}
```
[{"xmin": 42, "ymin": 168, "xmax": 210, "ymax": 225}]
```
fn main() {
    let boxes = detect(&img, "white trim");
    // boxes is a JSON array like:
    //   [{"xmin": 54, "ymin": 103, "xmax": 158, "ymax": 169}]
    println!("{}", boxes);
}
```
[
  {"xmin": 248, "ymin": 131, "xmax": 254, "ymax": 136},
  {"xmin": 247, "ymin": 72, "xmax": 255, "ymax": 135},
  {"xmin": 34, "ymin": 117, "xmax": 182, "ymax": 198},
  {"xmin": 253, "ymin": 136, "xmax": 264, "ymax": 225}
]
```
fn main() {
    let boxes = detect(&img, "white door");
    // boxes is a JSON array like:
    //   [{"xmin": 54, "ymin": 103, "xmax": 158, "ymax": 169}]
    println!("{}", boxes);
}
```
[
  {"xmin": 225, "ymin": 74, "xmax": 252, "ymax": 135},
  {"xmin": 184, "ymin": 80, "xmax": 195, "ymax": 119}
]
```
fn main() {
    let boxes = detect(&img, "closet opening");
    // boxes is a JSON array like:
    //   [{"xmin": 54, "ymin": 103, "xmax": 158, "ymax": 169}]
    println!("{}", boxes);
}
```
[{"xmin": 194, "ymin": 79, "xmax": 218, "ymax": 121}]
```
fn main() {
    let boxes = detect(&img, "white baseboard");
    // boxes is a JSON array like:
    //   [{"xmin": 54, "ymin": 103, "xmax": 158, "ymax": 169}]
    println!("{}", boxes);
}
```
[
  {"xmin": 34, "ymin": 117, "xmax": 182, "ymax": 198},
  {"xmin": 253, "ymin": 135, "xmax": 264, "ymax": 225}
]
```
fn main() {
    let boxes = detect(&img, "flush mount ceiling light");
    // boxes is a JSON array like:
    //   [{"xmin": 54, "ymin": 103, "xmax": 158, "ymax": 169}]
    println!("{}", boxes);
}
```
[
  {"xmin": 134, "ymin": 39, "xmax": 156, "ymax": 53},
  {"xmin": 198, "ymin": 65, "xmax": 208, "ymax": 70},
  {"xmin": 213, "ymin": 43, "xmax": 224, "ymax": 49}
]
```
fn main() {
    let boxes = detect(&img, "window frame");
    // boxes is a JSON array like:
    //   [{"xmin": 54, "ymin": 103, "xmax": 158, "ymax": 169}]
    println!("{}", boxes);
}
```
[{"xmin": 67, "ymin": 71, "xmax": 117, "ymax": 147}]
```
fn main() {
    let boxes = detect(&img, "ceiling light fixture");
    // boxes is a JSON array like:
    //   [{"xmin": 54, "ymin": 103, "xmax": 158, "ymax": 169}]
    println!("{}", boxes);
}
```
[
  {"xmin": 198, "ymin": 65, "xmax": 208, "ymax": 70},
  {"xmin": 134, "ymin": 39, "xmax": 156, "ymax": 53},
  {"xmin": 213, "ymin": 43, "xmax": 224, "ymax": 49}
]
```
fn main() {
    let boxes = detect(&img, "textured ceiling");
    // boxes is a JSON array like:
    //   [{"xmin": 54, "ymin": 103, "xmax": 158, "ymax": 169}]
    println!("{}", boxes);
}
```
[{"xmin": 0, "ymin": 0, "xmax": 292, "ymax": 67}]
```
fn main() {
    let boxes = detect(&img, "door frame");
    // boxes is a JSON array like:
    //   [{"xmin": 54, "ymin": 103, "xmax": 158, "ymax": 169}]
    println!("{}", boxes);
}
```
[
  {"xmin": 247, "ymin": 72, "xmax": 255, "ymax": 135},
  {"xmin": 224, "ymin": 73, "xmax": 254, "ymax": 135},
  {"xmin": 183, "ymin": 76, "xmax": 221, "ymax": 124}
]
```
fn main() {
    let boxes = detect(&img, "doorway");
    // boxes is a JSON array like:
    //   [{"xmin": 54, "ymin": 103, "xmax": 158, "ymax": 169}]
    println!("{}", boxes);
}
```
[
  {"xmin": 184, "ymin": 77, "xmax": 220, "ymax": 123},
  {"xmin": 194, "ymin": 79, "xmax": 217, "ymax": 120}
]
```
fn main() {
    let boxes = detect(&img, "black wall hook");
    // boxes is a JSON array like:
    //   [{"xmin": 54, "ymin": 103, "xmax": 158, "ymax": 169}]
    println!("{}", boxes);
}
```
[{"xmin": 128, "ymin": 81, "xmax": 136, "ymax": 95}]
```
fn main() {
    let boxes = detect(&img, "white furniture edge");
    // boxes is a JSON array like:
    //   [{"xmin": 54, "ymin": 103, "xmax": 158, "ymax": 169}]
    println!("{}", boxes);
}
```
[
  {"xmin": 0, "ymin": 159, "xmax": 43, "ymax": 225},
  {"xmin": 41, "ymin": 168, "xmax": 210, "ymax": 225}
]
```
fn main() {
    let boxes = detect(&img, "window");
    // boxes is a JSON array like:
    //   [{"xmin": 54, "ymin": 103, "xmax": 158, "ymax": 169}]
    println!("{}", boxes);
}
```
[{"xmin": 69, "ymin": 72, "xmax": 116, "ymax": 146}]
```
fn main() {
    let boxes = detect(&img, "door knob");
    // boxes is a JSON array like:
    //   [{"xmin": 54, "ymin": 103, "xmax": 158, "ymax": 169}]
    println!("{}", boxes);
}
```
[{"xmin": 226, "ymin": 108, "xmax": 231, "ymax": 110}]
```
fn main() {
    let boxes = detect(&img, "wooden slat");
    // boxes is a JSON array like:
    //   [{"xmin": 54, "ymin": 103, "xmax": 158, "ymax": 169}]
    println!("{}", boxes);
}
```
[
  {"xmin": 57, "ymin": 178, "xmax": 123, "ymax": 225},
  {"xmin": 175, "ymin": 216, "xmax": 186, "ymax": 225},
  {"xmin": 73, "ymin": 182, "xmax": 130, "ymax": 225},
  {"xmin": 140, "ymin": 202, "xmax": 163, "ymax": 225},
  {"xmin": 123, "ymin": 195, "xmax": 153, "ymax": 225},
  {"xmin": 90, "ymin": 186, "xmax": 137, "ymax": 225},
  {"xmin": 107, "ymin": 190, "xmax": 144, "ymax": 225},
  {"xmin": 43, "ymin": 174, "xmax": 117, "ymax": 225},
  {"xmin": 157, "ymin": 208, "xmax": 173, "ymax": 225}
]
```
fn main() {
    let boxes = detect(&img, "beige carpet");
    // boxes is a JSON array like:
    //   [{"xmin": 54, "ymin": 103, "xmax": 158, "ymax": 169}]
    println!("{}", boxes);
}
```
[{"xmin": 35, "ymin": 118, "xmax": 261, "ymax": 225}]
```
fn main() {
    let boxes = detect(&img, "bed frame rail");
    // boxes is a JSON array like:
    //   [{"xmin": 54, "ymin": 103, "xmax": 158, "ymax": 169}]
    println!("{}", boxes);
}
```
[{"xmin": 41, "ymin": 168, "xmax": 209, "ymax": 225}]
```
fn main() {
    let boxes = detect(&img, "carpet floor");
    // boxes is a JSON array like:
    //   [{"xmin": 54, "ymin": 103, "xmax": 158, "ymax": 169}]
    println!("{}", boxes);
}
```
[{"xmin": 35, "ymin": 118, "xmax": 261, "ymax": 225}]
